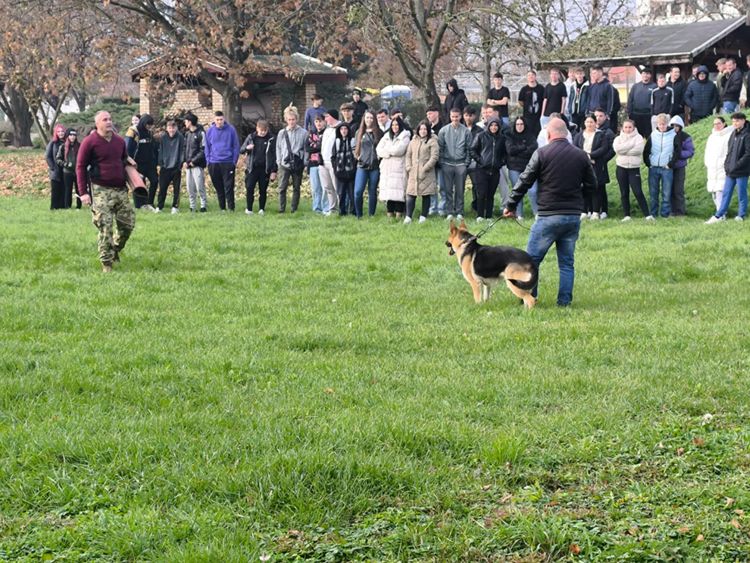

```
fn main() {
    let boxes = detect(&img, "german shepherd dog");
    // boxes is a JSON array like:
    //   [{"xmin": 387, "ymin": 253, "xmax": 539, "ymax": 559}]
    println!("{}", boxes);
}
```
[{"xmin": 445, "ymin": 220, "xmax": 538, "ymax": 308}]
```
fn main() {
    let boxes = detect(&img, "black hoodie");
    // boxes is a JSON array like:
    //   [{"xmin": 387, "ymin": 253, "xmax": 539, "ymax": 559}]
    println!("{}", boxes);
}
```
[
  {"xmin": 135, "ymin": 115, "xmax": 158, "ymax": 170},
  {"xmin": 184, "ymin": 125, "xmax": 206, "ymax": 168},
  {"xmin": 443, "ymin": 78, "xmax": 468, "ymax": 120},
  {"xmin": 471, "ymin": 117, "xmax": 506, "ymax": 170},
  {"xmin": 332, "ymin": 124, "xmax": 356, "ymax": 180},
  {"xmin": 504, "ymin": 117, "xmax": 538, "ymax": 172}
]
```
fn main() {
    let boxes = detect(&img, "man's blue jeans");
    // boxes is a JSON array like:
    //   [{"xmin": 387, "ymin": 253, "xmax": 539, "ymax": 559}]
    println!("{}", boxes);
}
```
[
  {"xmin": 648, "ymin": 166, "xmax": 673, "ymax": 217},
  {"xmin": 507, "ymin": 169, "xmax": 538, "ymax": 218},
  {"xmin": 715, "ymin": 175, "xmax": 748, "ymax": 218},
  {"xmin": 354, "ymin": 168, "xmax": 380, "ymax": 218},
  {"xmin": 722, "ymin": 101, "xmax": 740, "ymax": 115},
  {"xmin": 526, "ymin": 214, "xmax": 581, "ymax": 306}
]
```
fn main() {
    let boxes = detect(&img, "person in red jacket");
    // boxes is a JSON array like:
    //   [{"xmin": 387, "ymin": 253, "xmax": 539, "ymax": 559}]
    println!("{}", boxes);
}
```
[{"xmin": 76, "ymin": 111, "xmax": 136, "ymax": 272}]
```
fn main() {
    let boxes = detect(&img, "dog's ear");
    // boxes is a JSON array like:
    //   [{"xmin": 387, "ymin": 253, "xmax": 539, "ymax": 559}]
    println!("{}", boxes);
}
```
[
  {"xmin": 459, "ymin": 219, "xmax": 467, "ymax": 231},
  {"xmin": 449, "ymin": 219, "xmax": 456, "ymax": 234}
]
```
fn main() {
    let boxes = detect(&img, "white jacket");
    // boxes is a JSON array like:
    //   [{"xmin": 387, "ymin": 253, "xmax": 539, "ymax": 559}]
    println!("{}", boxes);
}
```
[
  {"xmin": 321, "ymin": 122, "xmax": 340, "ymax": 165},
  {"xmin": 377, "ymin": 129, "xmax": 411, "ymax": 202},
  {"xmin": 704, "ymin": 127, "xmax": 733, "ymax": 192},
  {"xmin": 613, "ymin": 131, "xmax": 645, "ymax": 169}
]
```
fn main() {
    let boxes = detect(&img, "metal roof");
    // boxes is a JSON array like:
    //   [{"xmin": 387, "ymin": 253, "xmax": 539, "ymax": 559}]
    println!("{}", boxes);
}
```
[
  {"xmin": 543, "ymin": 16, "xmax": 746, "ymax": 66},
  {"xmin": 130, "ymin": 53, "xmax": 347, "ymax": 81}
]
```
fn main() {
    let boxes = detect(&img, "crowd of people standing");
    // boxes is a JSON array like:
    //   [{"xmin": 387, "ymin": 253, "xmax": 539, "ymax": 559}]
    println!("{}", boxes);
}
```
[{"xmin": 46, "ymin": 59, "xmax": 749, "ymax": 227}]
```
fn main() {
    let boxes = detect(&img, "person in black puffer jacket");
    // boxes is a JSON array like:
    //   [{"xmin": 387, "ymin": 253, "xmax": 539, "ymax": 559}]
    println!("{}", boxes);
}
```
[
  {"xmin": 471, "ymin": 117, "xmax": 506, "ymax": 219},
  {"xmin": 505, "ymin": 116, "xmax": 538, "ymax": 219},
  {"xmin": 240, "ymin": 119, "xmax": 277, "ymax": 215},
  {"xmin": 684, "ymin": 66, "xmax": 718, "ymax": 123},
  {"xmin": 707, "ymin": 113, "xmax": 750, "ymax": 222}
]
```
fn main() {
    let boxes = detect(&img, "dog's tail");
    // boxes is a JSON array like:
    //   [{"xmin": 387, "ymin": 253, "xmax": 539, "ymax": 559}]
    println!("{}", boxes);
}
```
[{"xmin": 506, "ymin": 263, "xmax": 538, "ymax": 291}]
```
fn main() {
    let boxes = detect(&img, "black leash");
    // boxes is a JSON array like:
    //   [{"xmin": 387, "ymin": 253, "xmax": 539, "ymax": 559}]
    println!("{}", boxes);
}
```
[{"xmin": 473, "ymin": 214, "xmax": 530, "ymax": 241}]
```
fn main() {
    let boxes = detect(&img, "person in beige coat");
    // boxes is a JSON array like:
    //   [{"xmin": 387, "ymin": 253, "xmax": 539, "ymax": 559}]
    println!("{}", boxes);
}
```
[
  {"xmin": 613, "ymin": 119, "xmax": 652, "ymax": 221},
  {"xmin": 404, "ymin": 120, "xmax": 439, "ymax": 224},
  {"xmin": 377, "ymin": 117, "xmax": 412, "ymax": 218}
]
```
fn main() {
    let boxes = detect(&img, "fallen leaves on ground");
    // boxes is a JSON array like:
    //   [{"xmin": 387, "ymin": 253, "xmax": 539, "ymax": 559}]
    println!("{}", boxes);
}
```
[{"xmin": 0, "ymin": 149, "xmax": 49, "ymax": 197}]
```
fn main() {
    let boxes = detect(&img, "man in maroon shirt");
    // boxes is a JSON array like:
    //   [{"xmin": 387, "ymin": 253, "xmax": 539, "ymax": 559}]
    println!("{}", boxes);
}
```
[{"xmin": 77, "ymin": 111, "xmax": 136, "ymax": 272}]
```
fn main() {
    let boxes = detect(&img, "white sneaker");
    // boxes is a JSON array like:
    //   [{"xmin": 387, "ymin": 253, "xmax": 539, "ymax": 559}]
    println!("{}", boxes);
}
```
[
  {"xmin": 258, "ymin": 209, "xmax": 265, "ymax": 216},
  {"xmin": 645, "ymin": 215, "xmax": 655, "ymax": 221},
  {"xmin": 735, "ymin": 215, "xmax": 744, "ymax": 222},
  {"xmin": 476, "ymin": 216, "xmax": 484, "ymax": 222},
  {"xmin": 142, "ymin": 204, "xmax": 154, "ymax": 212},
  {"xmin": 580, "ymin": 213, "xmax": 587, "ymax": 220},
  {"xmin": 600, "ymin": 212, "xmax": 608, "ymax": 219},
  {"xmin": 403, "ymin": 216, "xmax": 412, "ymax": 224},
  {"xmin": 171, "ymin": 207, "xmax": 179, "ymax": 215},
  {"xmin": 621, "ymin": 216, "xmax": 631, "ymax": 222},
  {"xmin": 705, "ymin": 215, "xmax": 725, "ymax": 224},
  {"xmin": 590, "ymin": 212, "xmax": 600, "ymax": 220},
  {"xmin": 153, "ymin": 207, "xmax": 161, "ymax": 214},
  {"xmin": 245, "ymin": 209, "xmax": 253, "ymax": 215},
  {"xmin": 418, "ymin": 216, "xmax": 427, "ymax": 224},
  {"xmin": 446, "ymin": 214, "xmax": 454, "ymax": 221},
  {"xmin": 456, "ymin": 214, "xmax": 464, "ymax": 222}
]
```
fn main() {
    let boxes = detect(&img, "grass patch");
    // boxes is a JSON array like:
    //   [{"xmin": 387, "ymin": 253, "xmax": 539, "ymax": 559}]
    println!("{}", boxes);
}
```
[{"xmin": 1, "ymin": 196, "xmax": 749, "ymax": 560}]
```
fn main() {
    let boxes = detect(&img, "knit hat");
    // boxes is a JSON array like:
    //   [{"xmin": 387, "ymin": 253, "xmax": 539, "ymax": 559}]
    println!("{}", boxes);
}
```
[
  {"xmin": 325, "ymin": 108, "xmax": 339, "ymax": 120},
  {"xmin": 65, "ymin": 128, "xmax": 78, "ymax": 137}
]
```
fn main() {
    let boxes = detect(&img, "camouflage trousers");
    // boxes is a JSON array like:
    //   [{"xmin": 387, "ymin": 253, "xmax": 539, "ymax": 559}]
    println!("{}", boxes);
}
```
[{"xmin": 91, "ymin": 184, "xmax": 135, "ymax": 265}]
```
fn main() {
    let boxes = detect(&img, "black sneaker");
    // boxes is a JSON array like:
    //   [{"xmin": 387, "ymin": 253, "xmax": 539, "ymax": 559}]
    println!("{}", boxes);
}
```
[{"xmin": 199, "ymin": 207, "xmax": 207, "ymax": 213}]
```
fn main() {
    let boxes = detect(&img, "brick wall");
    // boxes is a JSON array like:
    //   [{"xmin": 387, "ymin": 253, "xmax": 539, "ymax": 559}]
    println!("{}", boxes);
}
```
[
  {"xmin": 168, "ymin": 88, "xmax": 214, "ymax": 126},
  {"xmin": 139, "ymin": 80, "xmax": 161, "ymax": 118}
]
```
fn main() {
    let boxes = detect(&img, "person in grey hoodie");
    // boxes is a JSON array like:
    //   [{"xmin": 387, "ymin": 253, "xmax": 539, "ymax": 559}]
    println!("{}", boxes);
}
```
[
  {"xmin": 274, "ymin": 105, "xmax": 308, "ymax": 213},
  {"xmin": 438, "ymin": 107, "xmax": 473, "ymax": 219},
  {"xmin": 156, "ymin": 118, "xmax": 185, "ymax": 213},
  {"xmin": 627, "ymin": 70, "xmax": 656, "ymax": 137}
]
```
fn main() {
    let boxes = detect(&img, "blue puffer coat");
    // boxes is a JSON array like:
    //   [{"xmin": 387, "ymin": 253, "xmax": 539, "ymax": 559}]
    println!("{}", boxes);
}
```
[{"xmin": 684, "ymin": 66, "xmax": 719, "ymax": 121}]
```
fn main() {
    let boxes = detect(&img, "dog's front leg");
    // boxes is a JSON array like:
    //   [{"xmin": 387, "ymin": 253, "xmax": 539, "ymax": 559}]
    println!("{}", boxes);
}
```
[{"xmin": 470, "ymin": 280, "xmax": 482, "ymax": 303}]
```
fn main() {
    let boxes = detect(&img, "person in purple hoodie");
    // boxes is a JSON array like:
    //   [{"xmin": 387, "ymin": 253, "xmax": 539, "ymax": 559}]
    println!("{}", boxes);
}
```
[{"xmin": 204, "ymin": 111, "xmax": 240, "ymax": 211}]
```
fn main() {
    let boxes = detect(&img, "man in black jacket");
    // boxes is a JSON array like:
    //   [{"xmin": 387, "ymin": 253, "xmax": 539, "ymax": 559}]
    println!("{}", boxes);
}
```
[
  {"xmin": 650, "ymin": 74, "xmax": 674, "ymax": 131},
  {"xmin": 721, "ymin": 58, "xmax": 743, "ymax": 114},
  {"xmin": 667, "ymin": 67, "xmax": 687, "ymax": 118},
  {"xmin": 471, "ymin": 116, "xmax": 506, "ymax": 220},
  {"xmin": 503, "ymin": 117, "xmax": 596, "ymax": 306},
  {"xmin": 628, "ymin": 70, "xmax": 655, "ymax": 137},
  {"xmin": 706, "ymin": 112, "xmax": 750, "ymax": 223},
  {"xmin": 183, "ymin": 114, "xmax": 208, "ymax": 212}
]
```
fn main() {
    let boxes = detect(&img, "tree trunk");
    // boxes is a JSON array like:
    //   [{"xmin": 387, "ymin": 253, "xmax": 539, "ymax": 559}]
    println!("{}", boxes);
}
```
[
  {"xmin": 422, "ymin": 70, "xmax": 440, "ymax": 109},
  {"xmin": 221, "ymin": 86, "xmax": 242, "ymax": 133},
  {"xmin": 1, "ymin": 86, "xmax": 34, "ymax": 147},
  {"xmin": 72, "ymin": 88, "xmax": 87, "ymax": 112}
]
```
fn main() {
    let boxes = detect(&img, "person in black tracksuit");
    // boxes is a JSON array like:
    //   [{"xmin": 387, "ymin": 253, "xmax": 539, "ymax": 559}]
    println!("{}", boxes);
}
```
[
  {"xmin": 471, "ymin": 117, "xmax": 506, "ymax": 219},
  {"xmin": 240, "ymin": 120, "xmax": 277, "ymax": 214},
  {"xmin": 134, "ymin": 114, "xmax": 159, "ymax": 209}
]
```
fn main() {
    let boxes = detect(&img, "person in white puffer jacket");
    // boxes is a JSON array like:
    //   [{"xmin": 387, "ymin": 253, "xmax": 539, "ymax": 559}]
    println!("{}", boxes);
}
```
[
  {"xmin": 613, "ymin": 119, "xmax": 651, "ymax": 221},
  {"xmin": 704, "ymin": 116, "xmax": 733, "ymax": 211}
]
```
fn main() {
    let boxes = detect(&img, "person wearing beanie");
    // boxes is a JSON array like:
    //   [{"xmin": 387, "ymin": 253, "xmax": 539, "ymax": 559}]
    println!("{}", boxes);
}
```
[
  {"xmin": 684, "ymin": 66, "xmax": 718, "ymax": 123},
  {"xmin": 318, "ymin": 108, "xmax": 341, "ymax": 214}
]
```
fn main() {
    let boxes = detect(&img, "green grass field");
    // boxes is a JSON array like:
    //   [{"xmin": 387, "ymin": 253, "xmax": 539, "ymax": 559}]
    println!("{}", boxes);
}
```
[{"xmin": 1, "ymin": 190, "xmax": 749, "ymax": 561}]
